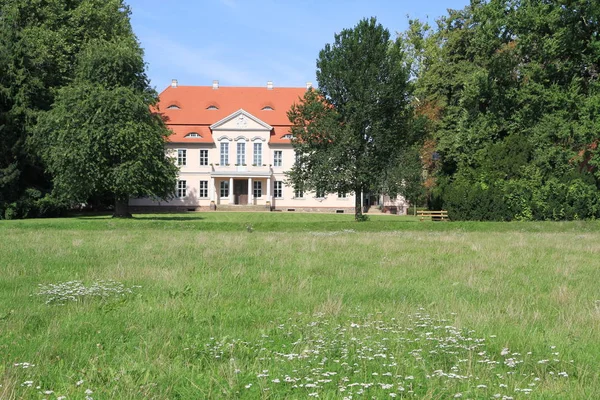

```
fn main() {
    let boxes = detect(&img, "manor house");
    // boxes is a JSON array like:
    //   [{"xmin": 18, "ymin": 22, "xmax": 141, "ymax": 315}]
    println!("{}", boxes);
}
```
[{"xmin": 130, "ymin": 80, "xmax": 408, "ymax": 214}]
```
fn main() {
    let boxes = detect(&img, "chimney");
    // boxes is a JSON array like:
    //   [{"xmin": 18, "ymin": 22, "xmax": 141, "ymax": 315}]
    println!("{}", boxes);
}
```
[
  {"xmin": 171, "ymin": 79, "xmax": 178, "ymax": 88},
  {"xmin": 306, "ymin": 82, "xmax": 312, "ymax": 90},
  {"xmin": 267, "ymin": 81, "xmax": 273, "ymax": 90},
  {"xmin": 212, "ymin": 80, "xmax": 219, "ymax": 90}
]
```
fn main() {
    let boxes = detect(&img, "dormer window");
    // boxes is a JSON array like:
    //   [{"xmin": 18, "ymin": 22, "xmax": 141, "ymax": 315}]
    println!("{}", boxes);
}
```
[
  {"xmin": 184, "ymin": 132, "xmax": 201, "ymax": 138},
  {"xmin": 281, "ymin": 134, "xmax": 293, "ymax": 139},
  {"xmin": 262, "ymin": 106, "xmax": 274, "ymax": 111},
  {"xmin": 206, "ymin": 105, "xmax": 218, "ymax": 110},
  {"xmin": 167, "ymin": 105, "xmax": 181, "ymax": 110}
]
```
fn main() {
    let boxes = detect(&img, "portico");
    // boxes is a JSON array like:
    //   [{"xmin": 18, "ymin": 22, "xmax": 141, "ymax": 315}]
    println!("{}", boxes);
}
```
[{"xmin": 210, "ymin": 172, "xmax": 272, "ymax": 206}]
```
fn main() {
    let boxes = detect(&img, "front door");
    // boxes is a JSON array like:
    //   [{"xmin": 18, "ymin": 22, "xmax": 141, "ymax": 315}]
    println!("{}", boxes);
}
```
[{"xmin": 234, "ymin": 179, "xmax": 248, "ymax": 205}]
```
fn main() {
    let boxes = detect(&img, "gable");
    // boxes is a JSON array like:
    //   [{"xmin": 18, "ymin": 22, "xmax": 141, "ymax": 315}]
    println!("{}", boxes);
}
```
[{"xmin": 210, "ymin": 109, "xmax": 272, "ymax": 132}]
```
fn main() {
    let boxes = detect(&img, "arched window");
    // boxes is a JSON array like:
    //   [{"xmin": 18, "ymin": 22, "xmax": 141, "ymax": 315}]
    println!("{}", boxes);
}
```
[
  {"xmin": 184, "ymin": 132, "xmax": 201, "ymax": 138},
  {"xmin": 167, "ymin": 104, "xmax": 181, "ymax": 110},
  {"xmin": 281, "ymin": 134, "xmax": 293, "ymax": 139},
  {"xmin": 206, "ymin": 105, "xmax": 218, "ymax": 110},
  {"xmin": 262, "ymin": 106, "xmax": 274, "ymax": 111}
]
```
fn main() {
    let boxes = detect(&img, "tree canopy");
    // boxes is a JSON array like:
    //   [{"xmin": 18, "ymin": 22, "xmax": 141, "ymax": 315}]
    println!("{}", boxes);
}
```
[
  {"xmin": 0, "ymin": 0, "xmax": 141, "ymax": 218},
  {"xmin": 35, "ymin": 37, "xmax": 178, "ymax": 217},
  {"xmin": 287, "ymin": 18, "xmax": 418, "ymax": 220},
  {"xmin": 411, "ymin": 0, "xmax": 600, "ymax": 220}
]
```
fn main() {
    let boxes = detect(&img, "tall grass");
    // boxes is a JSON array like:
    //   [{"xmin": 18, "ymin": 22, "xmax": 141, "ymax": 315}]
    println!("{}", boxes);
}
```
[{"xmin": 0, "ymin": 213, "xmax": 599, "ymax": 398}]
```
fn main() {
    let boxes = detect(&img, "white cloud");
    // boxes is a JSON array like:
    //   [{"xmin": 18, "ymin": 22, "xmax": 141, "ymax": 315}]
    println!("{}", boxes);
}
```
[
  {"xmin": 219, "ymin": 0, "xmax": 236, "ymax": 9},
  {"xmin": 141, "ymin": 32, "xmax": 261, "ymax": 86}
]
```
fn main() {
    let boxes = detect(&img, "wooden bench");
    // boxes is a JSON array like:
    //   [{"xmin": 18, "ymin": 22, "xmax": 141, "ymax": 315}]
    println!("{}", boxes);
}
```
[{"xmin": 417, "ymin": 210, "xmax": 449, "ymax": 221}]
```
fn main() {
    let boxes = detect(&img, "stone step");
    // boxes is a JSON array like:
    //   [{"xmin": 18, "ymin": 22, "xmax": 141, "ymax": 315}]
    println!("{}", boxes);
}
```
[{"xmin": 214, "ymin": 204, "xmax": 270, "ymax": 212}]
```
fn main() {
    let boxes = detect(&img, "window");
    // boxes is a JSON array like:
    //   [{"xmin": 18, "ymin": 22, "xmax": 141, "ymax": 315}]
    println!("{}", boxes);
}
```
[
  {"xmin": 200, "ymin": 149, "xmax": 208, "ymax": 166},
  {"xmin": 281, "ymin": 134, "xmax": 293, "ymax": 139},
  {"xmin": 199, "ymin": 181, "xmax": 208, "ymax": 198},
  {"xmin": 273, "ymin": 150, "xmax": 282, "ymax": 167},
  {"xmin": 253, "ymin": 181, "xmax": 262, "ymax": 198},
  {"xmin": 177, "ymin": 180, "xmax": 186, "ymax": 198},
  {"xmin": 294, "ymin": 187, "xmax": 304, "ymax": 198},
  {"xmin": 237, "ymin": 142, "xmax": 246, "ymax": 165},
  {"xmin": 262, "ymin": 106, "xmax": 274, "ymax": 111},
  {"xmin": 220, "ymin": 142, "xmax": 229, "ymax": 165},
  {"xmin": 274, "ymin": 181, "xmax": 283, "ymax": 198},
  {"xmin": 177, "ymin": 149, "xmax": 187, "ymax": 166},
  {"xmin": 184, "ymin": 132, "xmax": 201, "ymax": 138},
  {"xmin": 338, "ymin": 191, "xmax": 347, "ymax": 198},
  {"xmin": 253, "ymin": 142, "xmax": 262, "ymax": 165},
  {"xmin": 206, "ymin": 105, "xmax": 218, "ymax": 110},
  {"xmin": 167, "ymin": 105, "xmax": 180, "ymax": 110},
  {"xmin": 316, "ymin": 188, "xmax": 326, "ymax": 198},
  {"xmin": 220, "ymin": 181, "xmax": 229, "ymax": 198}
]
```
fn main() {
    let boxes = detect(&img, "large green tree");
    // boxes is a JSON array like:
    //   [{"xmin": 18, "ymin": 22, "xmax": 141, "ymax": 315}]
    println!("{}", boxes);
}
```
[
  {"xmin": 35, "ymin": 38, "xmax": 178, "ymax": 217},
  {"xmin": 0, "ymin": 0, "xmax": 137, "ymax": 218},
  {"xmin": 287, "ymin": 18, "xmax": 417, "ymax": 220},
  {"xmin": 413, "ymin": 0, "xmax": 600, "ymax": 220}
]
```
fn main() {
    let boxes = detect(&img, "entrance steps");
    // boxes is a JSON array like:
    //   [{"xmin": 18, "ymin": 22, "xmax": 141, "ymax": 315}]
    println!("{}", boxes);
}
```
[{"xmin": 213, "ymin": 204, "xmax": 270, "ymax": 212}]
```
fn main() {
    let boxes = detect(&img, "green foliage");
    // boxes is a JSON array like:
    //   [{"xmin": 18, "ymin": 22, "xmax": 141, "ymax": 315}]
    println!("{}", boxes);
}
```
[
  {"xmin": 287, "ymin": 18, "xmax": 417, "ymax": 221},
  {"xmin": 0, "ymin": 0, "xmax": 138, "ymax": 218},
  {"xmin": 35, "ymin": 39, "xmax": 178, "ymax": 213},
  {"xmin": 413, "ymin": 0, "xmax": 600, "ymax": 220}
]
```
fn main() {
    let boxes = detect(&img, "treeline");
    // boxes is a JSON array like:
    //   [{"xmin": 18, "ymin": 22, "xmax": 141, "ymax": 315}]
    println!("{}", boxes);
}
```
[
  {"xmin": 0, "ymin": 0, "xmax": 176, "ymax": 219},
  {"xmin": 1, "ymin": 1, "xmax": 599, "ymax": 220},
  {"xmin": 411, "ymin": 0, "xmax": 600, "ymax": 220}
]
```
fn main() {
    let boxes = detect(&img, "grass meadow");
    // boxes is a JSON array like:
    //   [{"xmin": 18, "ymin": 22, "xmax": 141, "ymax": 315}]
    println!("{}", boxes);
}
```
[{"xmin": 1, "ymin": 213, "xmax": 599, "ymax": 399}]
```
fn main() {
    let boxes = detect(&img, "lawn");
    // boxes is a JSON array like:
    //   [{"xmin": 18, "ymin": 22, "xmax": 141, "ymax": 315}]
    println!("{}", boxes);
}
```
[{"xmin": 1, "ymin": 213, "xmax": 599, "ymax": 399}]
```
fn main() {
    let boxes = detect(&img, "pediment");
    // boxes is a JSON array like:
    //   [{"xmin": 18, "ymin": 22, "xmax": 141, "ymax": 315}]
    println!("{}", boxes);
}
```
[{"xmin": 210, "ymin": 109, "xmax": 273, "ymax": 131}]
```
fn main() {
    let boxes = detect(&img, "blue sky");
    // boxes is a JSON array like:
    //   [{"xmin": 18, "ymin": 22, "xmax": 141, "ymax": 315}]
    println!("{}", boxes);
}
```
[{"xmin": 126, "ymin": 0, "xmax": 469, "ymax": 91}]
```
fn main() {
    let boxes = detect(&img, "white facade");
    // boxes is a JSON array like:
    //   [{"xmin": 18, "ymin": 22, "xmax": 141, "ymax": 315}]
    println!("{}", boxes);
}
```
[{"xmin": 130, "ymin": 109, "xmax": 356, "ymax": 211}]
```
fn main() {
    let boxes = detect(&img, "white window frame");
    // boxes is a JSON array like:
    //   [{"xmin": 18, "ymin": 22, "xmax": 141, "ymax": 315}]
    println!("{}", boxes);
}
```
[
  {"xmin": 220, "ymin": 142, "xmax": 229, "ymax": 165},
  {"xmin": 337, "ymin": 191, "xmax": 347, "ymax": 199},
  {"xmin": 253, "ymin": 180, "xmax": 262, "ymax": 198},
  {"xmin": 274, "ymin": 181, "xmax": 283, "ymax": 198},
  {"xmin": 177, "ymin": 149, "xmax": 187, "ymax": 166},
  {"xmin": 199, "ymin": 149, "xmax": 209, "ymax": 166},
  {"xmin": 237, "ymin": 141, "xmax": 246, "ymax": 165},
  {"xmin": 253, "ymin": 142, "xmax": 262, "ymax": 166},
  {"xmin": 315, "ymin": 188, "xmax": 326, "ymax": 199},
  {"xmin": 177, "ymin": 180, "xmax": 187, "ymax": 198},
  {"xmin": 294, "ymin": 187, "xmax": 304, "ymax": 199},
  {"xmin": 220, "ymin": 180, "xmax": 229, "ymax": 198},
  {"xmin": 199, "ymin": 180, "xmax": 208, "ymax": 198},
  {"xmin": 273, "ymin": 150, "xmax": 282, "ymax": 167}
]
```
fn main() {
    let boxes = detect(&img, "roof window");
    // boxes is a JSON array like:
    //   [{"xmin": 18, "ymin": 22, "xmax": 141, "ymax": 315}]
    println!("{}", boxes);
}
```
[
  {"xmin": 281, "ymin": 134, "xmax": 293, "ymax": 139},
  {"xmin": 206, "ymin": 105, "xmax": 218, "ymax": 110},
  {"xmin": 184, "ymin": 132, "xmax": 202, "ymax": 138},
  {"xmin": 167, "ymin": 104, "xmax": 181, "ymax": 110},
  {"xmin": 262, "ymin": 106, "xmax": 274, "ymax": 111}
]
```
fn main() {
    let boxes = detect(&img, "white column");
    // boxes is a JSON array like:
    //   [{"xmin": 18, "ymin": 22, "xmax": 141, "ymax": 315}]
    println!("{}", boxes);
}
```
[
  {"xmin": 209, "ymin": 177, "xmax": 215, "ymax": 201},
  {"xmin": 229, "ymin": 177, "xmax": 234, "ymax": 204},
  {"xmin": 267, "ymin": 177, "xmax": 271, "ymax": 202},
  {"xmin": 248, "ymin": 177, "xmax": 253, "ymax": 204}
]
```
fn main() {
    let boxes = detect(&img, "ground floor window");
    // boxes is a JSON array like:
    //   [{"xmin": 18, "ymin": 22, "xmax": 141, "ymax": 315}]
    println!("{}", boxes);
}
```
[
  {"xmin": 316, "ymin": 188, "xmax": 326, "ymax": 198},
  {"xmin": 253, "ymin": 180, "xmax": 262, "ymax": 198},
  {"xmin": 199, "ymin": 180, "xmax": 208, "ymax": 198},
  {"xmin": 337, "ymin": 191, "xmax": 347, "ymax": 198},
  {"xmin": 177, "ymin": 180, "xmax": 186, "ymax": 198},
  {"xmin": 220, "ymin": 181, "xmax": 229, "ymax": 198},
  {"xmin": 294, "ymin": 187, "xmax": 304, "ymax": 198},
  {"xmin": 274, "ymin": 181, "xmax": 283, "ymax": 198}
]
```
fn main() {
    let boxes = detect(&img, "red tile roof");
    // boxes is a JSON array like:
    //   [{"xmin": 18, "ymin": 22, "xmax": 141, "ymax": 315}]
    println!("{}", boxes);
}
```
[{"xmin": 158, "ymin": 85, "xmax": 306, "ymax": 144}]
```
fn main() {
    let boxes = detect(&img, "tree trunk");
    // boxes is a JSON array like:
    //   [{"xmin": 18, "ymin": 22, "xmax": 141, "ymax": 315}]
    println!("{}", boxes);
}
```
[
  {"xmin": 354, "ymin": 187, "xmax": 363, "ymax": 221},
  {"xmin": 113, "ymin": 196, "xmax": 132, "ymax": 218}
]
